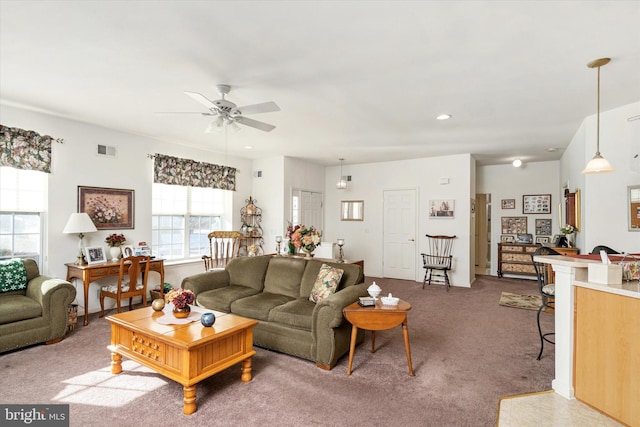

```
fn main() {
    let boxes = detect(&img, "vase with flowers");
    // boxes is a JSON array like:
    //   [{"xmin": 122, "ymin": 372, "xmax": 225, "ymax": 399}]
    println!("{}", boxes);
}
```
[
  {"xmin": 164, "ymin": 288, "xmax": 195, "ymax": 318},
  {"xmin": 290, "ymin": 224, "xmax": 322, "ymax": 258},
  {"xmin": 560, "ymin": 224, "xmax": 576, "ymax": 247},
  {"xmin": 105, "ymin": 233, "xmax": 126, "ymax": 261}
]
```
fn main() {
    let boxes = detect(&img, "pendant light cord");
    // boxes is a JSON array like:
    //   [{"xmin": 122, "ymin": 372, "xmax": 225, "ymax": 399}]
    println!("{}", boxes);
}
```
[{"xmin": 596, "ymin": 64, "xmax": 601, "ymax": 156}]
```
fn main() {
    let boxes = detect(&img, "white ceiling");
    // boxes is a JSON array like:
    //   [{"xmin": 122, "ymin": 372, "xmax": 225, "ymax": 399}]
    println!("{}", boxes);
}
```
[{"xmin": 1, "ymin": 1, "xmax": 639, "ymax": 167}]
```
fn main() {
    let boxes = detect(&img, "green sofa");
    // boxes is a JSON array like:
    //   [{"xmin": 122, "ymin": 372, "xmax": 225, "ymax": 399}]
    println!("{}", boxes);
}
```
[
  {"xmin": 182, "ymin": 255, "xmax": 368, "ymax": 370},
  {"xmin": 0, "ymin": 259, "xmax": 77, "ymax": 353}
]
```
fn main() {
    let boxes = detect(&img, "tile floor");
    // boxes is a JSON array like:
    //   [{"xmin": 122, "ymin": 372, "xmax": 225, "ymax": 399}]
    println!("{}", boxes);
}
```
[{"xmin": 497, "ymin": 391, "xmax": 623, "ymax": 426}]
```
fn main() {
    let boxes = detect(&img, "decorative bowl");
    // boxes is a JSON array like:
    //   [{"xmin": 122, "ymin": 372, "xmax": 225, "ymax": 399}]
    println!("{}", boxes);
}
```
[
  {"xmin": 381, "ymin": 294, "xmax": 399, "ymax": 306},
  {"xmin": 367, "ymin": 282, "xmax": 382, "ymax": 299}
]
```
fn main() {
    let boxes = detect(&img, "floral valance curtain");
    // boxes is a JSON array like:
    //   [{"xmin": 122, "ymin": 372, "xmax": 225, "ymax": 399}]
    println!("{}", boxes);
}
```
[
  {"xmin": 0, "ymin": 124, "xmax": 61, "ymax": 173},
  {"xmin": 153, "ymin": 153, "xmax": 236, "ymax": 191}
]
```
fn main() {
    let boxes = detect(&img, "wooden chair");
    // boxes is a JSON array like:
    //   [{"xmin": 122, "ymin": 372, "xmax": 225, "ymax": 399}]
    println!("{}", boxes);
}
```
[
  {"xmin": 590, "ymin": 245, "xmax": 619, "ymax": 255},
  {"xmin": 99, "ymin": 255, "xmax": 150, "ymax": 317},
  {"xmin": 202, "ymin": 231, "xmax": 242, "ymax": 270},
  {"xmin": 421, "ymin": 234, "xmax": 456, "ymax": 291},
  {"xmin": 531, "ymin": 246, "xmax": 561, "ymax": 360}
]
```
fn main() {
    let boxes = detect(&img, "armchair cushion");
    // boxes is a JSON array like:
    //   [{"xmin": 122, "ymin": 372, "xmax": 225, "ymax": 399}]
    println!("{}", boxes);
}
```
[
  {"xmin": 269, "ymin": 298, "xmax": 315, "ymax": 331},
  {"xmin": 0, "ymin": 259, "xmax": 28, "ymax": 293},
  {"xmin": 196, "ymin": 285, "xmax": 260, "ymax": 312},
  {"xmin": 0, "ymin": 294, "xmax": 42, "ymax": 324}
]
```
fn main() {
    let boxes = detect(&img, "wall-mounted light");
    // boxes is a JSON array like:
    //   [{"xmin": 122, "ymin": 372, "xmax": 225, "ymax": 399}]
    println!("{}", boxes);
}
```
[{"xmin": 582, "ymin": 58, "xmax": 614, "ymax": 174}]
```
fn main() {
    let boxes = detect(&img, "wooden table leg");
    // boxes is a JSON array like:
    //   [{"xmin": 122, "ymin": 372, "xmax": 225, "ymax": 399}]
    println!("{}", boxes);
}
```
[
  {"xmin": 183, "ymin": 385, "xmax": 196, "ymax": 415},
  {"xmin": 371, "ymin": 330, "xmax": 376, "ymax": 353},
  {"xmin": 241, "ymin": 358, "xmax": 252, "ymax": 382},
  {"xmin": 82, "ymin": 277, "xmax": 89, "ymax": 326},
  {"xmin": 402, "ymin": 321, "xmax": 415, "ymax": 376},
  {"xmin": 110, "ymin": 352, "xmax": 122, "ymax": 374},
  {"xmin": 346, "ymin": 324, "xmax": 358, "ymax": 375}
]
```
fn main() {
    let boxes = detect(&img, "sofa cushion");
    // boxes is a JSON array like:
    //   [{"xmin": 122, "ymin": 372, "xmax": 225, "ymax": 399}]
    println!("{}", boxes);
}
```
[
  {"xmin": 263, "ymin": 257, "xmax": 307, "ymax": 298},
  {"xmin": 268, "ymin": 298, "xmax": 315, "ymax": 331},
  {"xmin": 0, "ymin": 294, "xmax": 42, "ymax": 324},
  {"xmin": 309, "ymin": 264, "xmax": 344, "ymax": 303},
  {"xmin": 300, "ymin": 260, "xmax": 363, "ymax": 297},
  {"xmin": 0, "ymin": 259, "xmax": 28, "ymax": 293},
  {"xmin": 196, "ymin": 285, "xmax": 260, "ymax": 312},
  {"xmin": 230, "ymin": 292, "xmax": 294, "ymax": 321},
  {"xmin": 226, "ymin": 255, "xmax": 271, "ymax": 291}
]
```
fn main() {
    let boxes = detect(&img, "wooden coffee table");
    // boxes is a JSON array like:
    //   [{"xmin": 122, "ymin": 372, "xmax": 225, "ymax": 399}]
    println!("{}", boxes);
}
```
[
  {"xmin": 343, "ymin": 299, "xmax": 414, "ymax": 376},
  {"xmin": 106, "ymin": 306, "xmax": 257, "ymax": 414}
]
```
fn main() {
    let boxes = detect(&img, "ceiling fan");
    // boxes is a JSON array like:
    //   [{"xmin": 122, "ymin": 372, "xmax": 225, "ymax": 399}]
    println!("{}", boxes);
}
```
[{"xmin": 161, "ymin": 84, "xmax": 280, "ymax": 133}]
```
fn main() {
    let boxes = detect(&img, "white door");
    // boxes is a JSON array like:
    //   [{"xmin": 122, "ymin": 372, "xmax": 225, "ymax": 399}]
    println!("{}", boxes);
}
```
[
  {"xmin": 292, "ymin": 190, "xmax": 324, "ymax": 231},
  {"xmin": 383, "ymin": 189, "xmax": 417, "ymax": 280}
]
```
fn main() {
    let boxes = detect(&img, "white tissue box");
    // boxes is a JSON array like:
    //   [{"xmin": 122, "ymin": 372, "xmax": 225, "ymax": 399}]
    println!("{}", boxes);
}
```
[{"xmin": 588, "ymin": 263, "xmax": 622, "ymax": 285}]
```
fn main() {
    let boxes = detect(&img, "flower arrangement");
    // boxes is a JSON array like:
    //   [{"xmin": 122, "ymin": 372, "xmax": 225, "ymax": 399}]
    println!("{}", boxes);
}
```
[
  {"xmin": 285, "ymin": 221, "xmax": 300, "ymax": 254},
  {"xmin": 290, "ymin": 224, "xmax": 322, "ymax": 252},
  {"xmin": 164, "ymin": 288, "xmax": 195, "ymax": 309},
  {"xmin": 105, "ymin": 233, "xmax": 126, "ymax": 247},
  {"xmin": 560, "ymin": 224, "xmax": 575, "ymax": 235}
]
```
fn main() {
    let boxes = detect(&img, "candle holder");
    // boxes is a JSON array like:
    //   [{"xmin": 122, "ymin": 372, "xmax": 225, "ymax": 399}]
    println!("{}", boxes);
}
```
[
  {"xmin": 336, "ymin": 239, "xmax": 345, "ymax": 263},
  {"xmin": 275, "ymin": 236, "xmax": 283, "ymax": 256}
]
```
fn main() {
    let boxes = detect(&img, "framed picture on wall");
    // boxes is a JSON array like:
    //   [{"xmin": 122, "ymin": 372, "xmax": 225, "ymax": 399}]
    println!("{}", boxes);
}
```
[
  {"xmin": 429, "ymin": 199, "xmax": 455, "ymax": 218},
  {"xmin": 535, "ymin": 219, "xmax": 552, "ymax": 236},
  {"xmin": 523, "ymin": 194, "xmax": 551, "ymax": 214},
  {"xmin": 501, "ymin": 199, "xmax": 515, "ymax": 209},
  {"xmin": 501, "ymin": 216, "xmax": 527, "ymax": 234},
  {"xmin": 78, "ymin": 186, "xmax": 134, "ymax": 229}
]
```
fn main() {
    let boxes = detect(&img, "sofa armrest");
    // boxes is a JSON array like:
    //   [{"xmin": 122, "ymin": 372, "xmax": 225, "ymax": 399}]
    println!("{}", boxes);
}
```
[
  {"xmin": 181, "ymin": 270, "xmax": 230, "ymax": 296},
  {"xmin": 312, "ymin": 283, "xmax": 368, "ymax": 329},
  {"xmin": 25, "ymin": 275, "xmax": 76, "ymax": 338}
]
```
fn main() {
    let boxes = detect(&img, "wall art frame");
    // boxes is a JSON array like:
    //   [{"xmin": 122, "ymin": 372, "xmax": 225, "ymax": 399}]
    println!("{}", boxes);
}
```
[
  {"xmin": 501, "ymin": 199, "xmax": 515, "ymax": 209},
  {"xmin": 78, "ymin": 186, "xmax": 134, "ymax": 230},
  {"xmin": 501, "ymin": 216, "xmax": 528, "ymax": 234},
  {"xmin": 628, "ymin": 185, "xmax": 640, "ymax": 231},
  {"xmin": 429, "ymin": 199, "xmax": 455, "ymax": 219},
  {"xmin": 535, "ymin": 218, "xmax": 552, "ymax": 236},
  {"xmin": 523, "ymin": 194, "xmax": 551, "ymax": 214}
]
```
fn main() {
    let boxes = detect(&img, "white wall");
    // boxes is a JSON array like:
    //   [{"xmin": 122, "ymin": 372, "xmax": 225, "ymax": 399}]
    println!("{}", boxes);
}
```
[
  {"xmin": 477, "ymin": 161, "xmax": 560, "ymax": 277},
  {"xmin": 1, "ymin": 105, "xmax": 253, "ymax": 313},
  {"xmin": 563, "ymin": 101, "xmax": 640, "ymax": 253},
  {"xmin": 323, "ymin": 153, "xmax": 474, "ymax": 287}
]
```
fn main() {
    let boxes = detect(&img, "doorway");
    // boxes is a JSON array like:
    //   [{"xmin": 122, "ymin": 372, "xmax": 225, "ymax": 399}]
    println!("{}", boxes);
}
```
[
  {"xmin": 291, "ymin": 189, "xmax": 323, "ymax": 231},
  {"xmin": 475, "ymin": 193, "xmax": 491, "ymax": 275},
  {"xmin": 382, "ymin": 189, "xmax": 417, "ymax": 280}
]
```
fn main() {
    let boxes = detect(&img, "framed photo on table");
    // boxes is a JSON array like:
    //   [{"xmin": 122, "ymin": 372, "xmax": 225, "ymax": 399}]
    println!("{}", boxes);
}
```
[
  {"xmin": 85, "ymin": 246, "xmax": 106, "ymax": 264},
  {"xmin": 78, "ymin": 186, "xmax": 134, "ymax": 230},
  {"xmin": 523, "ymin": 194, "xmax": 551, "ymax": 214}
]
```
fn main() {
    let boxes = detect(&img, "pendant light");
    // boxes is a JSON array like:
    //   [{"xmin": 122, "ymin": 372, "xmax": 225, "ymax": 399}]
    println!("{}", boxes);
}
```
[
  {"xmin": 336, "ymin": 158, "xmax": 347, "ymax": 190},
  {"xmin": 582, "ymin": 58, "xmax": 614, "ymax": 174}
]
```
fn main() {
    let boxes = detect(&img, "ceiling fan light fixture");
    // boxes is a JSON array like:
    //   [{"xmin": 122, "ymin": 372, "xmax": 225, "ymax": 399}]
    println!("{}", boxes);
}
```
[
  {"xmin": 336, "ymin": 158, "xmax": 347, "ymax": 190},
  {"xmin": 205, "ymin": 116, "xmax": 225, "ymax": 133},
  {"xmin": 582, "ymin": 57, "xmax": 615, "ymax": 175}
]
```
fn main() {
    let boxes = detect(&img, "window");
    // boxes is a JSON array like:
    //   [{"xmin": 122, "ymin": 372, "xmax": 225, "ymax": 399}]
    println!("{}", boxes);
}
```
[
  {"xmin": 0, "ymin": 167, "xmax": 47, "ymax": 266},
  {"xmin": 151, "ymin": 183, "xmax": 225, "ymax": 260}
]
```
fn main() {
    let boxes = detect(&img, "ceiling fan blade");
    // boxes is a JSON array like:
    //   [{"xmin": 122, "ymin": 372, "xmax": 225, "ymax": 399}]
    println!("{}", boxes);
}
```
[
  {"xmin": 236, "ymin": 116, "xmax": 276, "ymax": 132},
  {"xmin": 234, "ymin": 101, "xmax": 280, "ymax": 115},
  {"xmin": 155, "ymin": 111, "xmax": 214, "ymax": 116},
  {"xmin": 184, "ymin": 91, "xmax": 217, "ymax": 110}
]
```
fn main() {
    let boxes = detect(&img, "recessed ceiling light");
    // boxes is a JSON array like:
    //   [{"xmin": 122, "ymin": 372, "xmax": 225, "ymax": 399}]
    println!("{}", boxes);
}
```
[
  {"xmin": 244, "ymin": 145, "xmax": 253, "ymax": 150},
  {"xmin": 436, "ymin": 114, "xmax": 452, "ymax": 120},
  {"xmin": 545, "ymin": 147, "xmax": 558, "ymax": 152},
  {"xmin": 512, "ymin": 159, "xmax": 522, "ymax": 168}
]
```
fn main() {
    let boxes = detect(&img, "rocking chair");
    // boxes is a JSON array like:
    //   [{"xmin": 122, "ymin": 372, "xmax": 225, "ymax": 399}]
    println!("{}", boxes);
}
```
[
  {"xmin": 202, "ymin": 231, "xmax": 242, "ymax": 271},
  {"xmin": 421, "ymin": 234, "xmax": 456, "ymax": 291}
]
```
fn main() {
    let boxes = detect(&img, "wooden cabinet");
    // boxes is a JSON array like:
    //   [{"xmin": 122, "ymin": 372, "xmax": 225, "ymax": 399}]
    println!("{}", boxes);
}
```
[
  {"xmin": 497, "ymin": 243, "xmax": 578, "ymax": 278},
  {"xmin": 574, "ymin": 286, "xmax": 640, "ymax": 426},
  {"xmin": 239, "ymin": 196, "xmax": 264, "ymax": 256}
]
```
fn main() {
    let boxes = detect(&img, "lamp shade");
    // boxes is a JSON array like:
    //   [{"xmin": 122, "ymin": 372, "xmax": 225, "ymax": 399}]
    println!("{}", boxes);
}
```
[
  {"xmin": 582, "ymin": 153, "xmax": 615, "ymax": 174},
  {"xmin": 63, "ymin": 213, "xmax": 97, "ymax": 234}
]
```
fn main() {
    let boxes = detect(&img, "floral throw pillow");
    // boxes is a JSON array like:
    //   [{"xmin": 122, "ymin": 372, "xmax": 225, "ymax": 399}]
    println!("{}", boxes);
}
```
[
  {"xmin": 309, "ymin": 264, "xmax": 344, "ymax": 303},
  {"xmin": 0, "ymin": 259, "xmax": 28, "ymax": 293}
]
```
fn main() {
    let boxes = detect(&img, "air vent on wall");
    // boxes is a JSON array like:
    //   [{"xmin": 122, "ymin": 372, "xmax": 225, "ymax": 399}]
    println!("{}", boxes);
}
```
[{"xmin": 97, "ymin": 144, "xmax": 117, "ymax": 157}]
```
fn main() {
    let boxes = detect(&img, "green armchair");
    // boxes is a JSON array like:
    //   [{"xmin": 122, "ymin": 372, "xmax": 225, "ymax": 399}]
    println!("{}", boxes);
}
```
[{"xmin": 0, "ymin": 259, "xmax": 76, "ymax": 353}]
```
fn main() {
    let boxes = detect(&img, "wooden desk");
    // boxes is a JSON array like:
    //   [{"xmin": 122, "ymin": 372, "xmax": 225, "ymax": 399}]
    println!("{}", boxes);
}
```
[
  {"xmin": 66, "ymin": 259, "xmax": 164, "ymax": 326},
  {"xmin": 343, "ymin": 299, "xmax": 414, "ymax": 376}
]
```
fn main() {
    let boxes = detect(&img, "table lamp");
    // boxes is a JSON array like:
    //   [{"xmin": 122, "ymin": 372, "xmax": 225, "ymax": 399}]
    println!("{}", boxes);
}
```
[{"xmin": 63, "ymin": 212, "xmax": 97, "ymax": 265}]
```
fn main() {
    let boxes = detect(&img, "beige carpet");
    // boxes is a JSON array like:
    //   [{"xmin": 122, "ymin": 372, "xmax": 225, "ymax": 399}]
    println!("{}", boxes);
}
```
[{"xmin": 499, "ymin": 291, "xmax": 542, "ymax": 311}]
